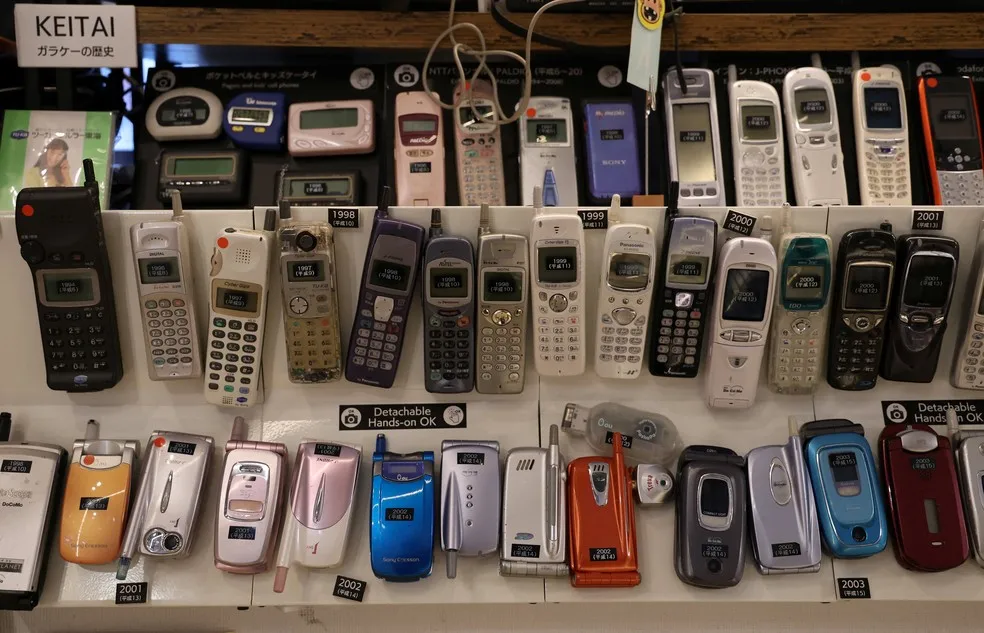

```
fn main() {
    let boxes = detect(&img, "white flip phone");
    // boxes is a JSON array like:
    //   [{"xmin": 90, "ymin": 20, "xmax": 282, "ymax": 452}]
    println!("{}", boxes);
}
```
[
  {"xmin": 454, "ymin": 79, "xmax": 506, "ymax": 206},
  {"xmin": 729, "ymin": 79, "xmax": 786, "ymax": 207},
  {"xmin": 518, "ymin": 97, "xmax": 577, "ymax": 207},
  {"xmin": 595, "ymin": 195, "xmax": 656, "ymax": 379},
  {"xmin": 783, "ymin": 67, "xmax": 849, "ymax": 206},
  {"xmin": 131, "ymin": 191, "xmax": 202, "ymax": 380},
  {"xmin": 952, "ymin": 220, "xmax": 984, "ymax": 390},
  {"xmin": 530, "ymin": 204, "xmax": 585, "ymax": 376},
  {"xmin": 394, "ymin": 91, "xmax": 445, "ymax": 207},
  {"xmin": 441, "ymin": 440, "xmax": 501, "ymax": 578},
  {"xmin": 664, "ymin": 68, "xmax": 725, "ymax": 207},
  {"xmin": 705, "ymin": 236, "xmax": 777, "ymax": 408},
  {"xmin": 854, "ymin": 66, "xmax": 911, "ymax": 205}
]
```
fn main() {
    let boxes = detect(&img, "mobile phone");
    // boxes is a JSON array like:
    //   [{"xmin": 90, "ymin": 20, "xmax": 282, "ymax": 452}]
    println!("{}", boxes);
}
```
[
  {"xmin": 880, "ymin": 235, "xmax": 959, "ymax": 383},
  {"xmin": 60, "ymin": 420, "xmax": 137, "ymax": 565},
  {"xmin": 729, "ymin": 79, "xmax": 786, "ymax": 206},
  {"xmin": 145, "ymin": 87, "xmax": 223, "ymax": 141},
  {"xmin": 204, "ymin": 210, "xmax": 277, "ymax": 407},
  {"xmin": 278, "ymin": 203, "xmax": 342, "ymax": 384},
  {"xmin": 0, "ymin": 413, "xmax": 66, "ymax": 611},
  {"xmin": 783, "ymin": 67, "xmax": 848, "ymax": 206},
  {"xmin": 223, "ymin": 92, "xmax": 287, "ymax": 151},
  {"xmin": 16, "ymin": 158, "xmax": 123, "ymax": 392},
  {"xmin": 948, "ymin": 411, "xmax": 984, "ymax": 567},
  {"xmin": 518, "ymin": 97, "xmax": 577, "ymax": 207},
  {"xmin": 440, "ymin": 440, "xmax": 500, "ymax": 578},
  {"xmin": 664, "ymin": 68, "xmax": 725, "ymax": 207},
  {"xmin": 345, "ymin": 189, "xmax": 426, "ymax": 388},
  {"xmin": 395, "ymin": 91, "xmax": 445, "ymax": 206},
  {"xmin": 918, "ymin": 75, "xmax": 984, "ymax": 206},
  {"xmin": 854, "ymin": 67, "xmax": 911, "ymax": 206},
  {"xmin": 595, "ymin": 198, "xmax": 656, "ymax": 380},
  {"xmin": 157, "ymin": 149, "xmax": 248, "ymax": 207},
  {"xmin": 454, "ymin": 79, "xmax": 506, "ymax": 206},
  {"xmin": 768, "ymin": 232, "xmax": 833, "ymax": 394},
  {"xmin": 287, "ymin": 100, "xmax": 375, "ymax": 157},
  {"xmin": 499, "ymin": 425, "xmax": 568, "ymax": 578},
  {"xmin": 583, "ymin": 100, "xmax": 642, "ymax": 202},
  {"xmin": 826, "ymin": 224, "xmax": 897, "ymax": 391},
  {"xmin": 215, "ymin": 417, "xmax": 288, "ymax": 575},
  {"xmin": 649, "ymin": 215, "xmax": 717, "ymax": 378},
  {"xmin": 131, "ymin": 191, "xmax": 202, "ymax": 381},
  {"xmin": 704, "ymin": 236, "xmax": 777, "ymax": 409},
  {"xmin": 370, "ymin": 434, "xmax": 435, "ymax": 581},
  {"xmin": 952, "ymin": 221, "xmax": 984, "ymax": 390},
  {"xmin": 879, "ymin": 423, "xmax": 968, "ymax": 571},
  {"xmin": 274, "ymin": 440, "xmax": 362, "ymax": 593},
  {"xmin": 675, "ymin": 445, "xmax": 747, "ymax": 588},
  {"xmin": 423, "ymin": 209, "xmax": 475, "ymax": 393},
  {"xmin": 476, "ymin": 205, "xmax": 529, "ymax": 394},
  {"xmin": 117, "ymin": 431, "xmax": 214, "ymax": 580},
  {"xmin": 277, "ymin": 169, "xmax": 361, "ymax": 207}
]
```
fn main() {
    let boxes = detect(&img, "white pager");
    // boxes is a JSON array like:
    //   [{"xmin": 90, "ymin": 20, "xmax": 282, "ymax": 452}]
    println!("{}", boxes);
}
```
[
  {"xmin": 705, "ymin": 236, "xmax": 777, "ymax": 408},
  {"xmin": 531, "ymin": 210, "xmax": 585, "ymax": 376},
  {"xmin": 854, "ymin": 66, "xmax": 911, "ymax": 205},
  {"xmin": 519, "ymin": 97, "xmax": 577, "ymax": 207},
  {"xmin": 783, "ymin": 67, "xmax": 848, "ymax": 206},
  {"xmin": 664, "ymin": 68, "xmax": 726, "ymax": 207},
  {"xmin": 729, "ymin": 79, "xmax": 786, "ymax": 206},
  {"xmin": 287, "ymin": 100, "xmax": 375, "ymax": 157},
  {"xmin": 595, "ymin": 196, "xmax": 656, "ymax": 379},
  {"xmin": 394, "ymin": 91, "xmax": 445, "ymax": 207}
]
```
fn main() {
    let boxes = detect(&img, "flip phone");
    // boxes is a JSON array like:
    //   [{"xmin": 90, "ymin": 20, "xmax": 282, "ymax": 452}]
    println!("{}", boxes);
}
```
[
  {"xmin": 583, "ymin": 100, "xmax": 642, "ymax": 202},
  {"xmin": 801, "ymin": 420, "xmax": 887, "ymax": 558},
  {"xmin": 675, "ymin": 446, "xmax": 747, "ymax": 588},
  {"xmin": 16, "ymin": 158, "xmax": 123, "ymax": 392},
  {"xmin": 454, "ymin": 79, "xmax": 506, "ymax": 206},
  {"xmin": 952, "ymin": 220, "xmax": 984, "ymax": 390},
  {"xmin": 59, "ymin": 420, "xmax": 137, "ymax": 565},
  {"xmin": 274, "ymin": 440, "xmax": 361, "ymax": 592},
  {"xmin": 441, "ymin": 440, "xmax": 500, "ymax": 578},
  {"xmin": 918, "ymin": 74, "xmax": 984, "ymax": 206},
  {"xmin": 948, "ymin": 410, "xmax": 984, "ymax": 567},
  {"xmin": 562, "ymin": 401, "xmax": 683, "ymax": 467},
  {"xmin": 879, "ymin": 423, "xmax": 968, "ymax": 572},
  {"xmin": 370, "ymin": 434, "xmax": 435, "ymax": 581},
  {"xmin": 500, "ymin": 425, "xmax": 568, "ymax": 578}
]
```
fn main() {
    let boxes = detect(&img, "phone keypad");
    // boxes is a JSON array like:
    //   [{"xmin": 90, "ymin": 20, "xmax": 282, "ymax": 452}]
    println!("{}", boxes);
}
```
[
  {"xmin": 829, "ymin": 320, "xmax": 884, "ymax": 389},
  {"xmin": 598, "ymin": 306, "xmax": 647, "ymax": 366},
  {"xmin": 287, "ymin": 317, "xmax": 339, "ymax": 378},
  {"xmin": 863, "ymin": 142, "xmax": 910, "ymax": 204},
  {"xmin": 653, "ymin": 290, "xmax": 706, "ymax": 373},
  {"xmin": 351, "ymin": 292, "xmax": 406, "ymax": 374},
  {"xmin": 958, "ymin": 325, "xmax": 984, "ymax": 388},
  {"xmin": 428, "ymin": 313, "xmax": 473, "ymax": 384},
  {"xmin": 939, "ymin": 170, "xmax": 984, "ymax": 205},
  {"xmin": 43, "ymin": 306, "xmax": 112, "ymax": 373},
  {"xmin": 774, "ymin": 316, "xmax": 821, "ymax": 388},
  {"xmin": 460, "ymin": 137, "xmax": 505, "ymax": 206},
  {"xmin": 481, "ymin": 323, "xmax": 523, "ymax": 383},
  {"xmin": 738, "ymin": 146, "xmax": 784, "ymax": 206},
  {"xmin": 206, "ymin": 317, "xmax": 260, "ymax": 404},
  {"xmin": 143, "ymin": 296, "xmax": 196, "ymax": 373},
  {"xmin": 536, "ymin": 290, "xmax": 580, "ymax": 365}
]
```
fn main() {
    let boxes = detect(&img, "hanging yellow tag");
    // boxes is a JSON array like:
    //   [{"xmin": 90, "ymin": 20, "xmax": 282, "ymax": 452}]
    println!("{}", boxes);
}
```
[{"xmin": 637, "ymin": 0, "xmax": 665, "ymax": 31}]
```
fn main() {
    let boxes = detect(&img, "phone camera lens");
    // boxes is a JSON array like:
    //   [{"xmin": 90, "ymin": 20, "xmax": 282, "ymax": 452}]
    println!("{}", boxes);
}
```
[
  {"xmin": 851, "ymin": 526, "xmax": 867, "ymax": 542},
  {"xmin": 707, "ymin": 559, "xmax": 722, "ymax": 573},
  {"xmin": 163, "ymin": 533, "xmax": 183, "ymax": 552},
  {"xmin": 296, "ymin": 231, "xmax": 317, "ymax": 252}
]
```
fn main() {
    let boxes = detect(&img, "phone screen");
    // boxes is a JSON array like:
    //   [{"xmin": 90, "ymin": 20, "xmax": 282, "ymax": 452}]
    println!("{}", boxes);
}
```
[
  {"xmin": 785, "ymin": 265, "xmax": 824, "ymax": 301},
  {"xmin": 216, "ymin": 287, "xmax": 258, "ymax": 313},
  {"xmin": 288, "ymin": 260, "xmax": 325, "ymax": 282},
  {"xmin": 672, "ymin": 103, "xmax": 716, "ymax": 182},
  {"xmin": 300, "ymin": 108, "xmax": 358, "ymax": 130},
  {"xmin": 903, "ymin": 254, "xmax": 954, "ymax": 309},
  {"xmin": 740, "ymin": 104, "xmax": 778, "ymax": 142},
  {"xmin": 528, "ymin": 118, "xmax": 568, "ymax": 144},
  {"xmin": 667, "ymin": 255, "xmax": 708, "ymax": 285},
  {"xmin": 139, "ymin": 256, "xmax": 181, "ymax": 285},
  {"xmin": 42, "ymin": 272, "xmax": 95, "ymax": 303},
  {"xmin": 537, "ymin": 246, "xmax": 577, "ymax": 284},
  {"xmin": 864, "ymin": 87, "xmax": 903, "ymax": 130},
  {"xmin": 608, "ymin": 253, "xmax": 651, "ymax": 291},
  {"xmin": 845, "ymin": 264, "xmax": 891, "ymax": 311},
  {"xmin": 795, "ymin": 88, "xmax": 831, "ymax": 126},
  {"xmin": 931, "ymin": 94, "xmax": 976, "ymax": 140},
  {"xmin": 368, "ymin": 259, "xmax": 412, "ymax": 292},
  {"xmin": 700, "ymin": 478, "xmax": 730, "ymax": 517},
  {"xmin": 829, "ymin": 451, "xmax": 861, "ymax": 497},
  {"xmin": 483, "ymin": 271, "xmax": 523, "ymax": 302},
  {"xmin": 721, "ymin": 269, "xmax": 770, "ymax": 322},
  {"xmin": 429, "ymin": 267, "xmax": 469, "ymax": 299}
]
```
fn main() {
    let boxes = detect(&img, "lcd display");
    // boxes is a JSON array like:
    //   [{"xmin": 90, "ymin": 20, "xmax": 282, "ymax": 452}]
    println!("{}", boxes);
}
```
[
  {"xmin": 228, "ymin": 526, "xmax": 256, "ymax": 540},
  {"xmin": 230, "ymin": 108, "xmax": 271, "ymax": 124},
  {"xmin": 721, "ymin": 269, "xmax": 770, "ymax": 322},
  {"xmin": 528, "ymin": 119, "xmax": 568, "ymax": 144},
  {"xmin": 288, "ymin": 261, "xmax": 325, "ymax": 282},
  {"xmin": 795, "ymin": 88, "xmax": 831, "ymax": 125},
  {"xmin": 42, "ymin": 272, "xmax": 95, "ymax": 303},
  {"xmin": 401, "ymin": 118, "xmax": 438, "ymax": 134},
  {"xmin": 829, "ymin": 451, "xmax": 861, "ymax": 497},
  {"xmin": 300, "ymin": 108, "xmax": 359, "ymax": 129},
  {"xmin": 483, "ymin": 271, "xmax": 523, "ymax": 302},
  {"xmin": 932, "ymin": 95, "xmax": 976, "ymax": 140},
  {"xmin": 608, "ymin": 253, "xmax": 651, "ymax": 291},
  {"xmin": 139, "ymin": 256, "xmax": 180, "ymax": 285},
  {"xmin": 457, "ymin": 452, "xmax": 485, "ymax": 465},
  {"xmin": 430, "ymin": 268, "xmax": 469, "ymax": 299},
  {"xmin": 672, "ymin": 103, "xmax": 716, "ymax": 182},
  {"xmin": 667, "ymin": 255, "xmax": 708, "ymax": 285},
  {"xmin": 741, "ymin": 104, "xmax": 778, "ymax": 142},
  {"xmin": 903, "ymin": 255, "xmax": 954, "ymax": 309},
  {"xmin": 600, "ymin": 129, "xmax": 625, "ymax": 141},
  {"xmin": 845, "ymin": 265, "xmax": 891, "ymax": 311},
  {"xmin": 864, "ymin": 87, "xmax": 903, "ymax": 130},
  {"xmin": 537, "ymin": 246, "xmax": 577, "ymax": 284},
  {"xmin": 170, "ymin": 156, "xmax": 234, "ymax": 177},
  {"xmin": 458, "ymin": 104, "xmax": 495, "ymax": 127},
  {"xmin": 409, "ymin": 162, "xmax": 432, "ymax": 173},
  {"xmin": 785, "ymin": 265, "xmax": 825, "ymax": 301},
  {"xmin": 216, "ymin": 287, "xmax": 259, "ymax": 313},
  {"xmin": 289, "ymin": 178, "xmax": 350, "ymax": 197},
  {"xmin": 314, "ymin": 443, "xmax": 342, "ymax": 457},
  {"xmin": 168, "ymin": 441, "xmax": 196, "ymax": 455},
  {"xmin": 369, "ymin": 260, "xmax": 412, "ymax": 292},
  {"xmin": 700, "ymin": 478, "xmax": 730, "ymax": 517}
]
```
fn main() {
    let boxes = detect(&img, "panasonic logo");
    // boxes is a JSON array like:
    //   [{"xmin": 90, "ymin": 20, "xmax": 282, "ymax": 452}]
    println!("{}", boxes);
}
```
[{"xmin": 602, "ymin": 159, "xmax": 627, "ymax": 166}]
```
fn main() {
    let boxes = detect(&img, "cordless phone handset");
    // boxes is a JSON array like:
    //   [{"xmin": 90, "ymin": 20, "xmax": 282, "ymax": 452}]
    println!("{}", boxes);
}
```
[
  {"xmin": 951, "ymin": 219, "xmax": 984, "ymax": 390},
  {"xmin": 947, "ymin": 409, "xmax": 984, "ymax": 567},
  {"xmin": 454, "ymin": 79, "xmax": 506, "ymax": 206}
]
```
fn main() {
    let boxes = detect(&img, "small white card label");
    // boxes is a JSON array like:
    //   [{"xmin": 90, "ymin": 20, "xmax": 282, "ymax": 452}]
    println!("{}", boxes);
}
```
[{"xmin": 15, "ymin": 3, "xmax": 138, "ymax": 68}]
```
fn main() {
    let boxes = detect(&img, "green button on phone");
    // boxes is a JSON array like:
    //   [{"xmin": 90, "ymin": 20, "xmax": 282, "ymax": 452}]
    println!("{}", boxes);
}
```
[{"xmin": 224, "ymin": 385, "xmax": 234, "ymax": 392}]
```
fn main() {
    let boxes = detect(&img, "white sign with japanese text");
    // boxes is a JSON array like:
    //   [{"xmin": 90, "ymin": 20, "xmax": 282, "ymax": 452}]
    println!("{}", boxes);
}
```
[{"xmin": 14, "ymin": 3, "xmax": 138, "ymax": 68}]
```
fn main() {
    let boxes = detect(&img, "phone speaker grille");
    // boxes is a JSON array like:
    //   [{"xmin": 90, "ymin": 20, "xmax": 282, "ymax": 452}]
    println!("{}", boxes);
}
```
[
  {"xmin": 222, "ymin": 396, "xmax": 234, "ymax": 405},
  {"xmin": 515, "ymin": 458, "xmax": 536, "ymax": 471},
  {"xmin": 590, "ymin": 463, "xmax": 607, "ymax": 472},
  {"xmin": 234, "ymin": 248, "xmax": 251, "ymax": 265}
]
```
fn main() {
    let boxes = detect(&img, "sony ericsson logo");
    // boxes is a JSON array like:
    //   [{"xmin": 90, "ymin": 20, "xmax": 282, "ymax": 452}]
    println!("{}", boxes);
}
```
[{"xmin": 10, "ymin": 130, "xmax": 28, "ymax": 140}]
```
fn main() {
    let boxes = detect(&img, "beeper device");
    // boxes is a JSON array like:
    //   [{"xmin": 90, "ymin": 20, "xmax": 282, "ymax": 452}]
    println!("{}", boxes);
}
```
[
  {"xmin": 157, "ymin": 149, "xmax": 248, "ymax": 206},
  {"xmin": 223, "ymin": 91, "xmax": 286, "ymax": 151},
  {"xmin": 288, "ymin": 100, "xmax": 375, "ymax": 157},
  {"xmin": 277, "ymin": 169, "xmax": 361, "ymax": 207},
  {"xmin": 145, "ymin": 87, "xmax": 223, "ymax": 141}
]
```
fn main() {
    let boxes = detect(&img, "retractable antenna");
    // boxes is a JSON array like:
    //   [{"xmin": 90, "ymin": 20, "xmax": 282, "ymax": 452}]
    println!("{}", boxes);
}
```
[
  {"xmin": 168, "ymin": 189, "xmax": 185, "ymax": 221},
  {"xmin": 376, "ymin": 186, "xmax": 392, "ymax": 221},
  {"xmin": 375, "ymin": 433, "xmax": 387, "ymax": 454},
  {"xmin": 82, "ymin": 158, "xmax": 97, "ymax": 189},
  {"xmin": 608, "ymin": 194, "xmax": 621, "ymax": 225},
  {"xmin": 667, "ymin": 1, "xmax": 687, "ymax": 95},
  {"xmin": 850, "ymin": 51, "xmax": 861, "ymax": 73},
  {"xmin": 230, "ymin": 416, "xmax": 248, "ymax": 442},
  {"xmin": 532, "ymin": 185, "xmax": 544, "ymax": 216},
  {"xmin": 946, "ymin": 408, "xmax": 961, "ymax": 445},
  {"xmin": 666, "ymin": 181, "xmax": 681, "ymax": 219},
  {"xmin": 478, "ymin": 203, "xmax": 491, "ymax": 238},
  {"xmin": 727, "ymin": 64, "xmax": 738, "ymax": 90},
  {"xmin": 279, "ymin": 199, "xmax": 292, "ymax": 222},
  {"xmin": 780, "ymin": 203, "xmax": 792, "ymax": 238},
  {"xmin": 429, "ymin": 208, "xmax": 443, "ymax": 240},
  {"xmin": 645, "ymin": 74, "xmax": 657, "ymax": 195},
  {"xmin": 0, "ymin": 412, "xmax": 11, "ymax": 442},
  {"xmin": 811, "ymin": 53, "xmax": 823, "ymax": 69},
  {"xmin": 759, "ymin": 214, "xmax": 774, "ymax": 242},
  {"xmin": 880, "ymin": 220, "xmax": 893, "ymax": 233},
  {"xmin": 263, "ymin": 207, "xmax": 278, "ymax": 232},
  {"xmin": 85, "ymin": 419, "xmax": 99, "ymax": 441}
]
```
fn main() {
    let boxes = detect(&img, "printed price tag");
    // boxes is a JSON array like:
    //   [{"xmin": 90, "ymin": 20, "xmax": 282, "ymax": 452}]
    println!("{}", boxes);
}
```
[
  {"xmin": 723, "ymin": 210, "xmax": 756, "ymax": 236},
  {"xmin": 577, "ymin": 209, "xmax": 609, "ymax": 230},
  {"xmin": 912, "ymin": 209, "xmax": 944, "ymax": 231},
  {"xmin": 115, "ymin": 582, "xmax": 148, "ymax": 605},
  {"xmin": 332, "ymin": 575, "xmax": 367, "ymax": 602},
  {"xmin": 329, "ymin": 208, "xmax": 360, "ymax": 229},
  {"xmin": 837, "ymin": 577, "xmax": 871, "ymax": 599}
]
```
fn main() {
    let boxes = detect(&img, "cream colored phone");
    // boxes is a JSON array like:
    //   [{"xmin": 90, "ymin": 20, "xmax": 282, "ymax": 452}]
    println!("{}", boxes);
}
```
[
  {"xmin": 854, "ymin": 66, "xmax": 911, "ymax": 205},
  {"xmin": 395, "ymin": 91, "xmax": 445, "ymax": 206},
  {"xmin": 454, "ymin": 79, "xmax": 506, "ymax": 206}
]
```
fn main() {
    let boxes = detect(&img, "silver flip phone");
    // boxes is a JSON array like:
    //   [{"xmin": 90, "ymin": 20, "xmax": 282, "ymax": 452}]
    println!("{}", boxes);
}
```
[
  {"xmin": 441, "ymin": 440, "xmax": 501, "ymax": 578},
  {"xmin": 948, "ymin": 410, "xmax": 984, "ymax": 567},
  {"xmin": 500, "ymin": 425, "xmax": 568, "ymax": 577},
  {"xmin": 117, "ymin": 431, "xmax": 214, "ymax": 579}
]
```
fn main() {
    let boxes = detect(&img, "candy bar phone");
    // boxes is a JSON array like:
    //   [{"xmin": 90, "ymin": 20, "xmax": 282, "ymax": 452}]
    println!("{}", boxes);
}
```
[
  {"xmin": 769, "ymin": 231, "xmax": 832, "ymax": 394},
  {"xmin": 595, "ymin": 196, "xmax": 656, "ymax": 379},
  {"xmin": 827, "ymin": 225, "xmax": 896, "ymax": 391},
  {"xmin": 131, "ymin": 191, "xmax": 201, "ymax": 380},
  {"xmin": 117, "ymin": 431, "xmax": 214, "ymax": 579},
  {"xmin": 223, "ymin": 91, "xmax": 286, "ymax": 151},
  {"xmin": 664, "ymin": 68, "xmax": 725, "ymax": 207},
  {"xmin": 879, "ymin": 423, "xmax": 967, "ymax": 571},
  {"xmin": 880, "ymin": 235, "xmax": 958, "ymax": 383},
  {"xmin": 675, "ymin": 445, "xmax": 747, "ymax": 588},
  {"xmin": 441, "ymin": 440, "xmax": 500, "ymax": 578},
  {"xmin": 287, "ymin": 99, "xmax": 375, "ymax": 157},
  {"xmin": 274, "ymin": 440, "xmax": 361, "ymax": 592},
  {"xmin": 500, "ymin": 426, "xmax": 567, "ymax": 578},
  {"xmin": 346, "ymin": 190, "xmax": 426, "ymax": 388},
  {"xmin": 476, "ymin": 205, "xmax": 529, "ymax": 394},
  {"xmin": 60, "ymin": 420, "xmax": 137, "ymax": 565},
  {"xmin": 277, "ymin": 169, "xmax": 362, "ymax": 207},
  {"xmin": 919, "ymin": 75, "xmax": 984, "ymax": 206},
  {"xmin": 948, "ymin": 411, "xmax": 984, "ymax": 567},
  {"xmin": 278, "ymin": 203, "xmax": 342, "ymax": 383},
  {"xmin": 531, "ymin": 210, "xmax": 585, "ymax": 376},
  {"xmin": 215, "ymin": 418, "xmax": 288, "ymax": 574},
  {"xmin": 649, "ymin": 215, "xmax": 717, "ymax": 378},
  {"xmin": 704, "ymin": 236, "xmax": 777, "ymax": 408},
  {"xmin": 583, "ymin": 100, "xmax": 642, "ymax": 202},
  {"xmin": 370, "ymin": 435, "xmax": 435, "ymax": 581},
  {"xmin": 423, "ymin": 209, "xmax": 475, "ymax": 393},
  {"xmin": 952, "ymin": 221, "xmax": 984, "ymax": 389},
  {"xmin": 801, "ymin": 420, "xmax": 887, "ymax": 558},
  {"xmin": 156, "ymin": 149, "xmax": 248, "ymax": 207},
  {"xmin": 0, "ymin": 413, "xmax": 66, "ymax": 610},
  {"xmin": 16, "ymin": 158, "xmax": 123, "ymax": 392},
  {"xmin": 746, "ymin": 430, "xmax": 821, "ymax": 574},
  {"xmin": 783, "ymin": 67, "xmax": 848, "ymax": 206},
  {"xmin": 854, "ymin": 67, "xmax": 911, "ymax": 205},
  {"xmin": 204, "ymin": 210, "xmax": 277, "ymax": 407},
  {"xmin": 562, "ymin": 401, "xmax": 683, "ymax": 467},
  {"xmin": 395, "ymin": 91, "xmax": 445, "ymax": 206},
  {"xmin": 519, "ymin": 97, "xmax": 577, "ymax": 206},
  {"xmin": 454, "ymin": 79, "xmax": 506, "ymax": 206},
  {"xmin": 729, "ymin": 79, "xmax": 786, "ymax": 206}
]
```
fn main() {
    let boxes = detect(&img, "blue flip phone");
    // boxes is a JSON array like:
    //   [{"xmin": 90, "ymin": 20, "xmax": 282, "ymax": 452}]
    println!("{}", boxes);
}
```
[
  {"xmin": 223, "ymin": 92, "xmax": 287, "ymax": 151},
  {"xmin": 370, "ymin": 434, "xmax": 435, "ymax": 581},
  {"xmin": 802, "ymin": 419, "xmax": 888, "ymax": 558}
]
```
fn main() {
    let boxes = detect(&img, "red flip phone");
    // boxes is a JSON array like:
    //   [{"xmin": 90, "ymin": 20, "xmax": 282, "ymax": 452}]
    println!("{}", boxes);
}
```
[{"xmin": 879, "ymin": 423, "xmax": 968, "ymax": 571}]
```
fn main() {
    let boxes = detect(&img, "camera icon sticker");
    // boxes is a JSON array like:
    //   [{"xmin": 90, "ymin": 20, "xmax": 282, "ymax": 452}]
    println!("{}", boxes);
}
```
[
  {"xmin": 885, "ymin": 402, "xmax": 908, "ymax": 423},
  {"xmin": 340, "ymin": 407, "xmax": 363, "ymax": 429},
  {"xmin": 394, "ymin": 64, "xmax": 420, "ymax": 88}
]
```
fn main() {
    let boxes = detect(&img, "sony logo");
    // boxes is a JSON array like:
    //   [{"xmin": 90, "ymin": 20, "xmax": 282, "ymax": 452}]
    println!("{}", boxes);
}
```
[{"xmin": 602, "ymin": 159, "xmax": 627, "ymax": 166}]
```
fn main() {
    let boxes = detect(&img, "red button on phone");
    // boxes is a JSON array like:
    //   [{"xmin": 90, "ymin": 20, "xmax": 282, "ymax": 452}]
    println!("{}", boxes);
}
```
[{"xmin": 82, "ymin": 455, "xmax": 94, "ymax": 465}]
